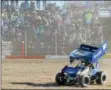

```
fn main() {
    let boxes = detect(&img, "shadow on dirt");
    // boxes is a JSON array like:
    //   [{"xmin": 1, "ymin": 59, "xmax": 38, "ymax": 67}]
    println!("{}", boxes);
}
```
[
  {"xmin": 10, "ymin": 82, "xmax": 81, "ymax": 87},
  {"xmin": 11, "ymin": 82, "xmax": 60, "ymax": 87}
]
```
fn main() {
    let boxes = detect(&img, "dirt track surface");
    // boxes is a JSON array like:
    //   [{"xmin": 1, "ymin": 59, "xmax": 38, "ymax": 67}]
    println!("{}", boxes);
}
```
[{"xmin": 2, "ymin": 59, "xmax": 111, "ymax": 89}]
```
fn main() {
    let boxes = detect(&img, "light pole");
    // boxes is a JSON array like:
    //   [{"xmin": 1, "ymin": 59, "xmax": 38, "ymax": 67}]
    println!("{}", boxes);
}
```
[
  {"xmin": 25, "ymin": 32, "xmax": 27, "ymax": 56},
  {"xmin": 55, "ymin": 30, "xmax": 57, "ymax": 57}
]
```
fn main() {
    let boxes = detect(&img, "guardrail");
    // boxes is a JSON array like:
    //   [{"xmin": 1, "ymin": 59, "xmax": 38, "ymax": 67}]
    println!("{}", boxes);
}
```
[{"xmin": 5, "ymin": 55, "xmax": 45, "ymax": 59}]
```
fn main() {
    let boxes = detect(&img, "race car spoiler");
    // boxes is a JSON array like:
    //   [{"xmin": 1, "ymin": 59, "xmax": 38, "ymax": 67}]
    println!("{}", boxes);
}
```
[
  {"xmin": 69, "ymin": 41, "xmax": 108, "ymax": 63},
  {"xmin": 80, "ymin": 44, "xmax": 98, "ymax": 52}
]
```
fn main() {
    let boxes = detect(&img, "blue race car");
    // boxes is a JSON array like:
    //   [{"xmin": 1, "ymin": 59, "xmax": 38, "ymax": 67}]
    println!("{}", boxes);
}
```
[{"xmin": 55, "ymin": 42, "xmax": 108, "ymax": 87}]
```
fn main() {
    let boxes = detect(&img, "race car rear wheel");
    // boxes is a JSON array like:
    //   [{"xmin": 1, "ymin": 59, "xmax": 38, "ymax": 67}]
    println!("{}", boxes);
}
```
[
  {"xmin": 79, "ymin": 75, "xmax": 90, "ymax": 87},
  {"xmin": 96, "ymin": 71, "xmax": 107, "ymax": 85},
  {"xmin": 55, "ymin": 73, "xmax": 65, "ymax": 85}
]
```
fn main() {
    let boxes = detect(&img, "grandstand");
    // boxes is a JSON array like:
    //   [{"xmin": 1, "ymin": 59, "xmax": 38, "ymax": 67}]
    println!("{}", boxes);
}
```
[{"xmin": 1, "ymin": 1, "xmax": 111, "ymax": 59}]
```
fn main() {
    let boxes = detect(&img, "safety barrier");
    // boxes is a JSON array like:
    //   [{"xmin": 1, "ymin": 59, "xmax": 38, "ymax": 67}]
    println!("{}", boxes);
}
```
[
  {"xmin": 5, "ymin": 55, "xmax": 68, "ymax": 59},
  {"xmin": 5, "ymin": 55, "xmax": 45, "ymax": 59},
  {"xmin": 4, "ymin": 54, "xmax": 111, "ymax": 60},
  {"xmin": 46, "ymin": 55, "xmax": 68, "ymax": 59}
]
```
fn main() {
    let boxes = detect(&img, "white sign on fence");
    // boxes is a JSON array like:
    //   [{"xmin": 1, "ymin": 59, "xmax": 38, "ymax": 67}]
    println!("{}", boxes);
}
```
[
  {"xmin": 99, "ymin": 10, "xmax": 111, "ymax": 17},
  {"xmin": 2, "ymin": 41, "xmax": 13, "ymax": 59},
  {"xmin": 46, "ymin": 55, "xmax": 68, "ymax": 59}
]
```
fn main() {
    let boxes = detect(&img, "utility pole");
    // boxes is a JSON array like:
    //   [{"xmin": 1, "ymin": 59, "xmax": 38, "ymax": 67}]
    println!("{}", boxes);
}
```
[
  {"xmin": 25, "ymin": 32, "xmax": 27, "ymax": 56},
  {"xmin": 55, "ymin": 30, "xmax": 57, "ymax": 57}
]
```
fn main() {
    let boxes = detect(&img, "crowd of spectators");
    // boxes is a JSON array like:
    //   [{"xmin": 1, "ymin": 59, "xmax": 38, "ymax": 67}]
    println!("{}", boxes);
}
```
[{"xmin": 1, "ymin": 1, "xmax": 104, "ymax": 55}]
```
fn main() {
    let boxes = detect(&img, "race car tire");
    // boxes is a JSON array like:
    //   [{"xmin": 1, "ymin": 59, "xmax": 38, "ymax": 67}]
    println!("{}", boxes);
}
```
[
  {"xmin": 79, "ymin": 75, "xmax": 90, "ymax": 87},
  {"xmin": 55, "ymin": 73, "xmax": 65, "ymax": 85},
  {"xmin": 96, "ymin": 71, "xmax": 107, "ymax": 85}
]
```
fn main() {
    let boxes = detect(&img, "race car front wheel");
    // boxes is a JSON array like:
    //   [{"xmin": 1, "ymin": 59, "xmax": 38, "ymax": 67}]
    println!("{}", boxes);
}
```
[
  {"xmin": 55, "ymin": 73, "xmax": 65, "ymax": 85},
  {"xmin": 96, "ymin": 71, "xmax": 107, "ymax": 85},
  {"xmin": 79, "ymin": 75, "xmax": 90, "ymax": 87}
]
